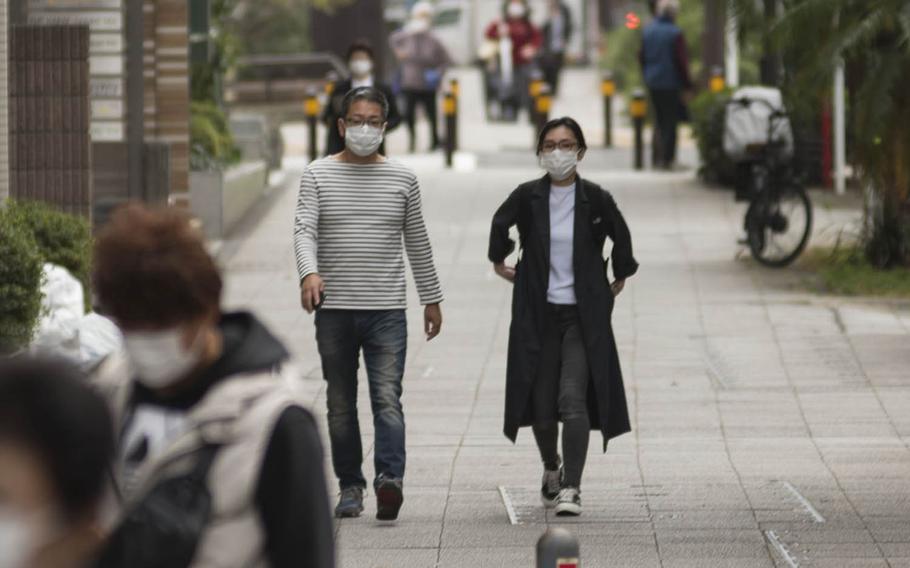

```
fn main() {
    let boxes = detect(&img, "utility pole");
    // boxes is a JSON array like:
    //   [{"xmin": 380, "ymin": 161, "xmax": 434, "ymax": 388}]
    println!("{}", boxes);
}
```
[
  {"xmin": 702, "ymin": 0, "xmax": 725, "ymax": 89},
  {"xmin": 725, "ymin": 0, "xmax": 739, "ymax": 88}
]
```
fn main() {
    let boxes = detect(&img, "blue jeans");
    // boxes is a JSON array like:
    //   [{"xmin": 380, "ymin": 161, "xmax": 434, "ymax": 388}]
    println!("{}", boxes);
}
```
[{"xmin": 315, "ymin": 309, "xmax": 407, "ymax": 489}]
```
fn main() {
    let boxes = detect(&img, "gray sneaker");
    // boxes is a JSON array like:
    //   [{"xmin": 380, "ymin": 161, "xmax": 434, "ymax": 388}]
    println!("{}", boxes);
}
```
[
  {"xmin": 555, "ymin": 487, "xmax": 582, "ymax": 516},
  {"xmin": 375, "ymin": 474, "xmax": 404, "ymax": 521},
  {"xmin": 334, "ymin": 486, "xmax": 365, "ymax": 518},
  {"xmin": 541, "ymin": 465, "xmax": 562, "ymax": 508}
]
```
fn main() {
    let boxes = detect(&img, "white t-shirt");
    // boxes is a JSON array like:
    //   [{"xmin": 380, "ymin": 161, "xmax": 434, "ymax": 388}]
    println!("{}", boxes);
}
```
[{"xmin": 547, "ymin": 182, "xmax": 577, "ymax": 305}]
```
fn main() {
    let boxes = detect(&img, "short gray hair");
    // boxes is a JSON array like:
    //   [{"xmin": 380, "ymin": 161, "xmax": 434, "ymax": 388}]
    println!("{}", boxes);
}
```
[
  {"xmin": 341, "ymin": 86, "xmax": 389, "ymax": 121},
  {"xmin": 657, "ymin": 0, "xmax": 679, "ymax": 17}
]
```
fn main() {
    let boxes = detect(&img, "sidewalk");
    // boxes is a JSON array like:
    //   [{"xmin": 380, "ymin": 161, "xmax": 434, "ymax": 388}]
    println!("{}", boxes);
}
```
[{"xmin": 220, "ymin": 153, "xmax": 910, "ymax": 566}]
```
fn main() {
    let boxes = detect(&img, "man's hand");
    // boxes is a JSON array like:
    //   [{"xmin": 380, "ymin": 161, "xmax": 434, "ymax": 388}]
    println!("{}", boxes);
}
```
[
  {"xmin": 494, "ymin": 262, "xmax": 516, "ymax": 283},
  {"xmin": 424, "ymin": 303, "xmax": 443, "ymax": 341},
  {"xmin": 611, "ymin": 279, "xmax": 626, "ymax": 297},
  {"xmin": 300, "ymin": 274, "xmax": 325, "ymax": 314}
]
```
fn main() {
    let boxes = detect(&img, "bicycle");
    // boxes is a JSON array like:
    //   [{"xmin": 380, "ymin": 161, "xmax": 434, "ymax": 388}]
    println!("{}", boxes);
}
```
[{"xmin": 727, "ymin": 97, "xmax": 813, "ymax": 268}]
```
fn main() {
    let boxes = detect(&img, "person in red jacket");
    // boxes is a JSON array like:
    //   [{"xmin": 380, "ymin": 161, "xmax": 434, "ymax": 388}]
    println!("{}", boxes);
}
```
[{"xmin": 485, "ymin": 0, "xmax": 542, "ymax": 121}]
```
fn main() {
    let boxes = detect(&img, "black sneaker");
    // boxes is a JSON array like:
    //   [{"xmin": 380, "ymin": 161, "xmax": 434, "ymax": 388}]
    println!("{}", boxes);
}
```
[
  {"xmin": 540, "ymin": 462, "xmax": 562, "ymax": 508},
  {"xmin": 555, "ymin": 487, "xmax": 582, "ymax": 516},
  {"xmin": 375, "ymin": 474, "xmax": 404, "ymax": 521},
  {"xmin": 334, "ymin": 486, "xmax": 365, "ymax": 518}
]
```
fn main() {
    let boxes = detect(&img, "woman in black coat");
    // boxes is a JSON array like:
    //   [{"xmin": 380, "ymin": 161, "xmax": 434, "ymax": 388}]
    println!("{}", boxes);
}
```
[{"xmin": 488, "ymin": 117, "xmax": 638, "ymax": 516}]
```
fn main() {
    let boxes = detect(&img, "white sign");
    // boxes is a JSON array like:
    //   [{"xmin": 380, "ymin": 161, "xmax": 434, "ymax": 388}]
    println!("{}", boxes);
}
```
[
  {"xmin": 91, "ymin": 99, "xmax": 124, "ymax": 120},
  {"xmin": 90, "ymin": 33, "xmax": 124, "ymax": 54},
  {"xmin": 28, "ymin": 11, "xmax": 123, "ymax": 31},
  {"xmin": 89, "ymin": 55, "xmax": 124, "ymax": 76},
  {"xmin": 90, "ymin": 77, "xmax": 124, "ymax": 98},
  {"xmin": 90, "ymin": 121, "xmax": 125, "ymax": 142},
  {"xmin": 29, "ymin": 0, "xmax": 123, "ymax": 9}
]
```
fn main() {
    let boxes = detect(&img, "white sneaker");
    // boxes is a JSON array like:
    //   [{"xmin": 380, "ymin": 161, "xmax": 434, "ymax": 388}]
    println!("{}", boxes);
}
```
[
  {"xmin": 540, "ymin": 466, "xmax": 562, "ymax": 508},
  {"xmin": 554, "ymin": 487, "xmax": 582, "ymax": 516}
]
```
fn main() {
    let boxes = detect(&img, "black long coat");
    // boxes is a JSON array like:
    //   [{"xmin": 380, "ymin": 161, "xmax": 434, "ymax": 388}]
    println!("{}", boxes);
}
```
[
  {"xmin": 322, "ymin": 79, "xmax": 402, "ymax": 156},
  {"xmin": 488, "ymin": 175, "xmax": 639, "ymax": 450}
]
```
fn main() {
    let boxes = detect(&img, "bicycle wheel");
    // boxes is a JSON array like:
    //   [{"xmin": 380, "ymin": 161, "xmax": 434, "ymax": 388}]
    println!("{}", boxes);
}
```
[{"xmin": 746, "ymin": 187, "xmax": 813, "ymax": 268}]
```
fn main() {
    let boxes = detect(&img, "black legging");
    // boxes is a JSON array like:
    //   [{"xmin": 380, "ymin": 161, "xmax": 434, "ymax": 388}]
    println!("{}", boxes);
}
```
[
  {"xmin": 531, "ymin": 304, "xmax": 591, "ymax": 489},
  {"xmin": 649, "ymin": 88, "xmax": 682, "ymax": 168},
  {"xmin": 403, "ymin": 89, "xmax": 439, "ymax": 151}
]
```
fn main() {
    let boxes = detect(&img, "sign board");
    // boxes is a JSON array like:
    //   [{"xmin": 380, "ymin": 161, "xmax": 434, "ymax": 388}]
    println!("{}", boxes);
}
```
[
  {"xmin": 90, "ymin": 121, "xmax": 125, "ymax": 142},
  {"xmin": 28, "ymin": 1, "xmax": 127, "ymax": 142},
  {"xmin": 91, "ymin": 99, "xmax": 124, "ymax": 119}
]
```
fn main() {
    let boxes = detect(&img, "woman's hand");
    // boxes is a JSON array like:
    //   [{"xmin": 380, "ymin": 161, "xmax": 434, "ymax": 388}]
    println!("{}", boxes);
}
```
[
  {"xmin": 610, "ymin": 278, "xmax": 626, "ymax": 297},
  {"xmin": 494, "ymin": 262, "xmax": 516, "ymax": 283}
]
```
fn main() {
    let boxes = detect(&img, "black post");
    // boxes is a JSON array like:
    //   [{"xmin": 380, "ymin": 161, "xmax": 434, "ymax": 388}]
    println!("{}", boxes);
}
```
[
  {"xmin": 304, "ymin": 88, "xmax": 320, "ymax": 162},
  {"xmin": 602, "ymin": 71, "xmax": 615, "ymax": 147},
  {"xmin": 760, "ymin": 0, "xmax": 780, "ymax": 85},
  {"xmin": 535, "ymin": 84, "xmax": 552, "ymax": 139},
  {"xmin": 631, "ymin": 89, "xmax": 647, "ymax": 170},
  {"xmin": 444, "ymin": 91, "xmax": 456, "ymax": 168},
  {"xmin": 528, "ymin": 69, "xmax": 544, "ymax": 127},
  {"xmin": 537, "ymin": 528, "xmax": 580, "ymax": 568}
]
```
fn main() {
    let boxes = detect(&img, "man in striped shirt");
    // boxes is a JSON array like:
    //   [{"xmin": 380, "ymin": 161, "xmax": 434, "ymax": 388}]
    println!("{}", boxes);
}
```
[{"xmin": 294, "ymin": 87, "xmax": 444, "ymax": 521}]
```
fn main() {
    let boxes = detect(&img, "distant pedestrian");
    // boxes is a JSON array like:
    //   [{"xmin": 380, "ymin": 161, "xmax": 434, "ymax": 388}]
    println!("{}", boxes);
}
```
[
  {"xmin": 640, "ymin": 0, "xmax": 693, "ymax": 169},
  {"xmin": 294, "ymin": 87, "xmax": 444, "ymax": 521},
  {"xmin": 488, "ymin": 117, "xmax": 638, "ymax": 516},
  {"xmin": 485, "ymin": 0, "xmax": 543, "ymax": 121},
  {"xmin": 323, "ymin": 40, "xmax": 401, "ymax": 157},
  {"xmin": 0, "ymin": 357, "xmax": 114, "ymax": 568},
  {"xmin": 390, "ymin": 2, "xmax": 452, "ymax": 152},
  {"xmin": 540, "ymin": 0, "xmax": 574, "ymax": 95},
  {"xmin": 90, "ymin": 205, "xmax": 334, "ymax": 568}
]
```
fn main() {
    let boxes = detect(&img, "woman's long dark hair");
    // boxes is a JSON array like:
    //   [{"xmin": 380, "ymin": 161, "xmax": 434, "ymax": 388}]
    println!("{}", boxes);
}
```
[{"xmin": 536, "ymin": 117, "xmax": 588, "ymax": 155}]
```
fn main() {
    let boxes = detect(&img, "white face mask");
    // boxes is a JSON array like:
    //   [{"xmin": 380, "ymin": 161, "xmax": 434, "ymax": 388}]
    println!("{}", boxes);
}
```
[
  {"xmin": 344, "ymin": 124, "xmax": 385, "ymax": 157},
  {"xmin": 123, "ymin": 327, "xmax": 203, "ymax": 389},
  {"xmin": 350, "ymin": 59, "xmax": 372, "ymax": 78},
  {"xmin": 507, "ymin": 2, "xmax": 526, "ymax": 18},
  {"xmin": 0, "ymin": 510, "xmax": 30, "ymax": 568},
  {"xmin": 540, "ymin": 148, "xmax": 579, "ymax": 181}
]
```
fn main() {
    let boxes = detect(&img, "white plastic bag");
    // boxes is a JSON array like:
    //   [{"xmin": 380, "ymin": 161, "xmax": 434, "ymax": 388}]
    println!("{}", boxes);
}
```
[
  {"xmin": 723, "ymin": 86, "xmax": 794, "ymax": 163},
  {"xmin": 31, "ymin": 263, "xmax": 85, "ymax": 360},
  {"xmin": 78, "ymin": 313, "xmax": 123, "ymax": 369}
]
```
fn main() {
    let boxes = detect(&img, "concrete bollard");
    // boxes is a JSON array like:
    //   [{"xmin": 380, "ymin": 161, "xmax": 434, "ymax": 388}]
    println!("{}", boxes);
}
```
[
  {"xmin": 630, "ymin": 89, "xmax": 647, "ymax": 170},
  {"xmin": 303, "ymin": 87, "xmax": 321, "ymax": 162},
  {"xmin": 536, "ymin": 527, "xmax": 580, "ymax": 568},
  {"xmin": 601, "ymin": 71, "xmax": 616, "ymax": 148}
]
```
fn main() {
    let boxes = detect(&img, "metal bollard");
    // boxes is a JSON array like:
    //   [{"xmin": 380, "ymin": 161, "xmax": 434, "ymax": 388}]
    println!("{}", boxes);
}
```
[
  {"xmin": 602, "ymin": 71, "xmax": 616, "ymax": 147},
  {"xmin": 630, "ymin": 89, "xmax": 647, "ymax": 171},
  {"xmin": 304, "ymin": 87, "xmax": 321, "ymax": 162},
  {"xmin": 449, "ymin": 78, "xmax": 460, "ymax": 151},
  {"xmin": 709, "ymin": 65, "xmax": 726, "ymax": 94},
  {"xmin": 536, "ymin": 528, "xmax": 580, "ymax": 568},
  {"xmin": 325, "ymin": 70, "xmax": 339, "ymax": 98},
  {"xmin": 443, "ymin": 90, "xmax": 457, "ymax": 168},
  {"xmin": 535, "ymin": 84, "xmax": 553, "ymax": 138}
]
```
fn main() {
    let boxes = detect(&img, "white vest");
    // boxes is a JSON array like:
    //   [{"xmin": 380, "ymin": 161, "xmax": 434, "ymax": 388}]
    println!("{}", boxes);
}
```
[{"xmin": 94, "ymin": 354, "xmax": 307, "ymax": 568}]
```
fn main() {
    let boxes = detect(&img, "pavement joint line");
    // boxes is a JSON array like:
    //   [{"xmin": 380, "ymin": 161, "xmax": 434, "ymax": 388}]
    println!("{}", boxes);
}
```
[
  {"xmin": 498, "ymin": 485, "xmax": 521, "ymax": 526},
  {"xmin": 422, "ymin": 366, "xmax": 435, "ymax": 379},
  {"xmin": 703, "ymin": 354, "xmax": 730, "ymax": 390},
  {"xmin": 765, "ymin": 530, "xmax": 800, "ymax": 568},
  {"xmin": 781, "ymin": 481, "xmax": 826, "ymax": 524}
]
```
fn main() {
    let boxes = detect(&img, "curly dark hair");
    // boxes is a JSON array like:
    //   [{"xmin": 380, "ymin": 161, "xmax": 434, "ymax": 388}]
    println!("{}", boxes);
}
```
[{"xmin": 93, "ymin": 203, "xmax": 222, "ymax": 329}]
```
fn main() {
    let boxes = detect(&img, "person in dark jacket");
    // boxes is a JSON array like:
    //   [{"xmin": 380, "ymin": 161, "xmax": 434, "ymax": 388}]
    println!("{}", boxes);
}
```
[
  {"xmin": 90, "ymin": 204, "xmax": 334, "ymax": 568},
  {"xmin": 540, "ymin": 0, "xmax": 573, "ymax": 95},
  {"xmin": 323, "ymin": 41, "xmax": 401, "ymax": 156},
  {"xmin": 640, "ymin": 0, "xmax": 693, "ymax": 169},
  {"xmin": 488, "ymin": 117, "xmax": 638, "ymax": 517}
]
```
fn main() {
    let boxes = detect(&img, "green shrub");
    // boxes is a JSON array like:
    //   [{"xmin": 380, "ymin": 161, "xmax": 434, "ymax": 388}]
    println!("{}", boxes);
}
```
[
  {"xmin": 0, "ymin": 208, "xmax": 44, "ymax": 353},
  {"xmin": 690, "ymin": 89, "xmax": 738, "ymax": 185},
  {"xmin": 191, "ymin": 100, "xmax": 241, "ymax": 171}
]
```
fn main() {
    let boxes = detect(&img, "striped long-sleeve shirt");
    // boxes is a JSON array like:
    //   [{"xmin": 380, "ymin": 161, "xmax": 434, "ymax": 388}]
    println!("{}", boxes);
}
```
[{"xmin": 294, "ymin": 158, "xmax": 444, "ymax": 310}]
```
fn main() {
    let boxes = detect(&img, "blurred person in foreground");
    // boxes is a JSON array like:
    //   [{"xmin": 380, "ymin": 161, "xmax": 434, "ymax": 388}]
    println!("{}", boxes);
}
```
[
  {"xmin": 295, "ymin": 87, "xmax": 444, "ymax": 520},
  {"xmin": 640, "ymin": 0, "xmax": 693, "ymax": 170},
  {"xmin": 0, "ymin": 357, "xmax": 114, "ymax": 568},
  {"xmin": 90, "ymin": 204, "xmax": 334, "ymax": 568},
  {"xmin": 323, "ymin": 40, "xmax": 401, "ymax": 156},
  {"xmin": 390, "ymin": 2, "xmax": 452, "ymax": 152}
]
